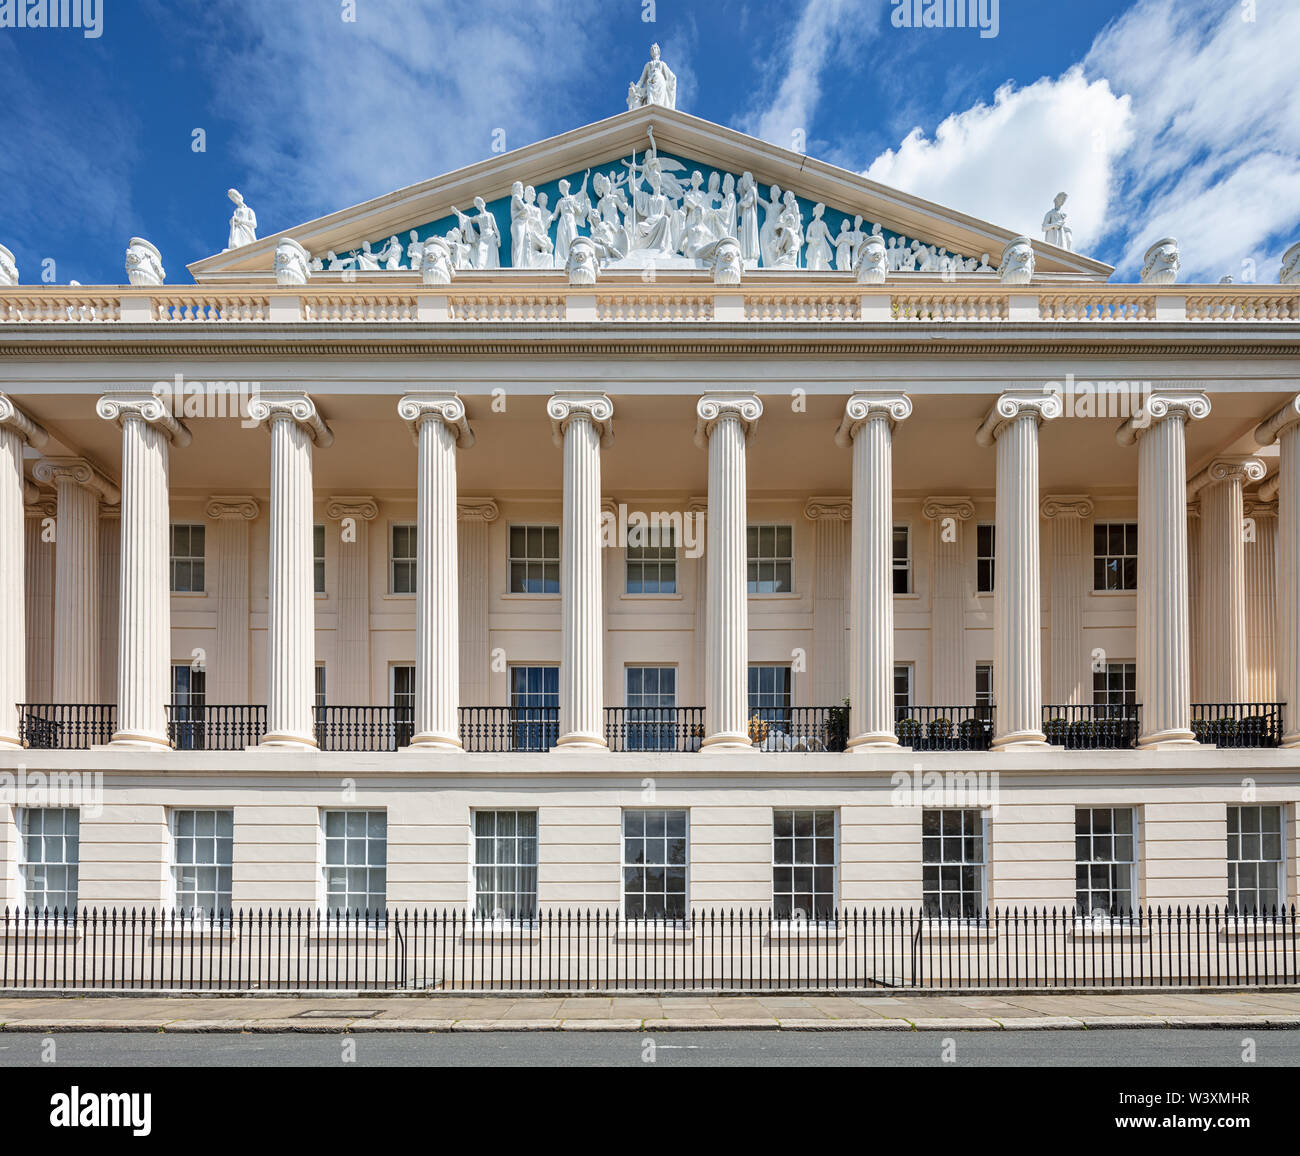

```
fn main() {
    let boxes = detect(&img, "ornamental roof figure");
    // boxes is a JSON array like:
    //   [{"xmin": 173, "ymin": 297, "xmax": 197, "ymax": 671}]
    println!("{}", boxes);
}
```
[{"xmin": 628, "ymin": 43, "xmax": 677, "ymax": 110}]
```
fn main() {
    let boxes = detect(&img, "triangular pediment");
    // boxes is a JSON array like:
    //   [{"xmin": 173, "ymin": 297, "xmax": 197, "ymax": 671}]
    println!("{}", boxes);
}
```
[{"xmin": 187, "ymin": 105, "xmax": 1112, "ymax": 282}]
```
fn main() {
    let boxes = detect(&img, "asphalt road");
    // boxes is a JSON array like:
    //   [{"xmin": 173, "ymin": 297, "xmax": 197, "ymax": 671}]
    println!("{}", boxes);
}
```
[{"xmin": 0, "ymin": 1028, "xmax": 1296, "ymax": 1066}]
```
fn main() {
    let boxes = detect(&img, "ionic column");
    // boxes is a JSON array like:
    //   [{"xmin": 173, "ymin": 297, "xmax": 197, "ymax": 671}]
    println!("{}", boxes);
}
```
[
  {"xmin": 1255, "ymin": 396, "xmax": 1300, "ymax": 745},
  {"xmin": 976, "ymin": 391, "xmax": 1061, "ymax": 750},
  {"xmin": 695, "ymin": 394, "xmax": 762, "ymax": 750},
  {"xmin": 324, "ymin": 496, "xmax": 378, "ymax": 706},
  {"xmin": 33, "ymin": 457, "xmax": 119, "ymax": 705},
  {"xmin": 922, "ymin": 497, "xmax": 974, "ymax": 706},
  {"xmin": 457, "ymin": 498, "xmax": 499, "ymax": 708},
  {"xmin": 248, "ymin": 394, "xmax": 332, "ymax": 748},
  {"xmin": 549, "ymin": 393, "xmax": 614, "ymax": 750},
  {"xmin": 24, "ymin": 496, "xmax": 56, "ymax": 708},
  {"xmin": 0, "ymin": 396, "xmax": 48, "ymax": 747},
  {"xmin": 399, "ymin": 394, "xmax": 474, "ymax": 750},
  {"xmin": 1041, "ymin": 495, "xmax": 1095, "ymax": 705},
  {"xmin": 804, "ymin": 498, "xmax": 851, "ymax": 706},
  {"xmin": 1188, "ymin": 458, "xmax": 1266, "ymax": 703},
  {"xmin": 1243, "ymin": 495, "xmax": 1277, "ymax": 703},
  {"xmin": 1118, "ymin": 390, "xmax": 1210, "ymax": 748},
  {"xmin": 837, "ymin": 394, "xmax": 911, "ymax": 750},
  {"xmin": 96, "ymin": 394, "xmax": 191, "ymax": 747},
  {"xmin": 205, "ymin": 497, "xmax": 260, "ymax": 704},
  {"xmin": 99, "ymin": 505, "xmax": 120, "ymax": 703}
]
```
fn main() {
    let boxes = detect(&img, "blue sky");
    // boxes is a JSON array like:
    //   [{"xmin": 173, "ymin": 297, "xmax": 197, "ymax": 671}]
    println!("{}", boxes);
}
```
[{"xmin": 2, "ymin": 0, "xmax": 1297, "ymax": 285}]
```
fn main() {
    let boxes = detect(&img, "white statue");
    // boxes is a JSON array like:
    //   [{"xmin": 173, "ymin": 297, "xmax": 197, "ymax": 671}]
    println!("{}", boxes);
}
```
[
  {"xmin": 353, "ymin": 241, "xmax": 381, "ymax": 271},
  {"xmin": 324, "ymin": 250, "xmax": 354, "ymax": 271},
  {"xmin": 1279, "ymin": 242, "xmax": 1300, "ymax": 284},
  {"xmin": 628, "ymin": 43, "xmax": 677, "ymax": 110},
  {"xmin": 997, "ymin": 236, "xmax": 1035, "ymax": 285},
  {"xmin": 976, "ymin": 253, "xmax": 995, "ymax": 272},
  {"xmin": 804, "ymin": 204, "xmax": 833, "ymax": 271},
  {"xmin": 406, "ymin": 230, "xmax": 424, "ymax": 271},
  {"xmin": 452, "ymin": 196, "xmax": 502, "ymax": 270},
  {"xmin": 0, "ymin": 243, "xmax": 17, "ymax": 285},
  {"xmin": 1140, "ymin": 237, "xmax": 1181, "ymax": 285},
  {"xmin": 125, "ymin": 237, "xmax": 165, "ymax": 286},
  {"xmin": 769, "ymin": 190, "xmax": 804, "ymax": 269},
  {"xmin": 757, "ymin": 183, "xmax": 783, "ymax": 267},
  {"xmin": 567, "ymin": 236, "xmax": 598, "ymax": 286},
  {"xmin": 856, "ymin": 233, "xmax": 888, "ymax": 285},
  {"xmin": 226, "ymin": 188, "xmax": 258, "ymax": 250},
  {"xmin": 420, "ymin": 236, "xmax": 454, "ymax": 286},
  {"xmin": 375, "ymin": 235, "xmax": 403, "ymax": 270},
  {"xmin": 1041, "ymin": 192, "xmax": 1073, "ymax": 250},
  {"xmin": 273, "ymin": 237, "xmax": 311, "ymax": 286},
  {"xmin": 718, "ymin": 173, "xmax": 737, "ymax": 240},
  {"xmin": 712, "ymin": 237, "xmax": 742, "ymax": 286},
  {"xmin": 736, "ymin": 172, "xmax": 761, "ymax": 267},
  {"xmin": 551, "ymin": 176, "xmax": 590, "ymax": 268},
  {"xmin": 590, "ymin": 171, "xmax": 630, "ymax": 262}
]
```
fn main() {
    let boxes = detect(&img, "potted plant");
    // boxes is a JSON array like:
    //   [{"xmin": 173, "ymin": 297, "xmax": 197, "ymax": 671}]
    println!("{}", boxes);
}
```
[
  {"xmin": 824, "ymin": 699, "xmax": 850, "ymax": 752},
  {"xmin": 1043, "ymin": 715, "xmax": 1068, "ymax": 746},
  {"xmin": 687, "ymin": 723, "xmax": 704, "ymax": 753},
  {"xmin": 896, "ymin": 716, "xmax": 922, "ymax": 747},
  {"xmin": 747, "ymin": 714, "xmax": 769, "ymax": 745},
  {"xmin": 927, "ymin": 716, "xmax": 954, "ymax": 748}
]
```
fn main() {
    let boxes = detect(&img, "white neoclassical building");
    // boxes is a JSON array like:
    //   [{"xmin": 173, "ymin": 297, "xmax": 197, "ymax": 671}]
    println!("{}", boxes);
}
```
[{"xmin": 2, "ymin": 80, "xmax": 1300, "ymax": 924}]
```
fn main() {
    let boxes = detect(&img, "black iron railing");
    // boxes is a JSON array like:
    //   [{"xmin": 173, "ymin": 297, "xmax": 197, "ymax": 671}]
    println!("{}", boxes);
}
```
[
  {"xmin": 895, "ymin": 706, "xmax": 995, "ymax": 751},
  {"xmin": 459, "ymin": 707, "xmax": 559, "ymax": 752},
  {"xmin": 748, "ymin": 706, "xmax": 850, "ymax": 752},
  {"xmin": 2, "ymin": 906, "xmax": 1296, "ymax": 992},
  {"xmin": 604, "ymin": 706, "xmax": 706, "ymax": 752},
  {"xmin": 1192, "ymin": 703, "xmax": 1284, "ymax": 748},
  {"xmin": 314, "ymin": 706, "xmax": 411, "ymax": 752},
  {"xmin": 165, "ymin": 705, "xmax": 266, "ymax": 750},
  {"xmin": 17, "ymin": 704, "xmax": 116, "ymax": 749},
  {"xmin": 1042, "ymin": 705, "xmax": 1141, "ymax": 749}
]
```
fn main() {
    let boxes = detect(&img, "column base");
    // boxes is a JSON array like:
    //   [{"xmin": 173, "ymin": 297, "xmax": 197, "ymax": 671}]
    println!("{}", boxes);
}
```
[
  {"xmin": 259, "ymin": 731, "xmax": 319, "ymax": 750},
  {"xmin": 846, "ymin": 731, "xmax": 900, "ymax": 751},
  {"xmin": 1280, "ymin": 732, "xmax": 1300, "ymax": 749},
  {"xmin": 405, "ymin": 732, "xmax": 464, "ymax": 752},
  {"xmin": 107, "ymin": 730, "xmax": 172, "ymax": 750},
  {"xmin": 554, "ymin": 732, "xmax": 609, "ymax": 752},
  {"xmin": 990, "ymin": 729, "xmax": 1049, "ymax": 752},
  {"xmin": 700, "ymin": 731, "xmax": 755, "ymax": 752},
  {"xmin": 0, "ymin": 733, "xmax": 21, "ymax": 750},
  {"xmin": 1137, "ymin": 728, "xmax": 1199, "ymax": 750}
]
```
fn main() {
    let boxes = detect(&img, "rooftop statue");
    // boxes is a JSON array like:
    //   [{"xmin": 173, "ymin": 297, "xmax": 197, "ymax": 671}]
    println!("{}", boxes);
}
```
[
  {"xmin": 226, "ymin": 188, "xmax": 258, "ymax": 250},
  {"xmin": 1279, "ymin": 242, "xmax": 1300, "ymax": 285},
  {"xmin": 997, "ymin": 236, "xmax": 1035, "ymax": 285},
  {"xmin": 0, "ymin": 244, "xmax": 17, "ymax": 286},
  {"xmin": 125, "ymin": 237, "xmax": 165, "ymax": 286},
  {"xmin": 274, "ymin": 238, "xmax": 311, "ymax": 286},
  {"xmin": 1140, "ymin": 237, "xmax": 1181, "ymax": 285},
  {"xmin": 421, "ymin": 236, "xmax": 454, "ymax": 286},
  {"xmin": 628, "ymin": 43, "xmax": 677, "ymax": 110},
  {"xmin": 1042, "ymin": 192, "xmax": 1072, "ymax": 251},
  {"xmin": 856, "ymin": 233, "xmax": 888, "ymax": 285}
]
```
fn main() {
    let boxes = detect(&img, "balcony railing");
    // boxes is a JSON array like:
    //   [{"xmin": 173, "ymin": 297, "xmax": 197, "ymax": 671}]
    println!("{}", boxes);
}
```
[
  {"xmin": 748, "ymin": 706, "xmax": 850, "ymax": 752},
  {"xmin": 1192, "ymin": 703, "xmax": 1285, "ymax": 748},
  {"xmin": 604, "ymin": 706, "xmax": 706, "ymax": 752},
  {"xmin": 17, "ymin": 704, "xmax": 116, "ymax": 749},
  {"xmin": 459, "ymin": 707, "xmax": 559, "ymax": 752},
  {"xmin": 1042, "ymin": 705, "xmax": 1141, "ymax": 750},
  {"xmin": 895, "ymin": 706, "xmax": 995, "ymax": 752},
  {"xmin": 165, "ymin": 705, "xmax": 266, "ymax": 750},
  {"xmin": 314, "ymin": 706, "xmax": 411, "ymax": 752}
]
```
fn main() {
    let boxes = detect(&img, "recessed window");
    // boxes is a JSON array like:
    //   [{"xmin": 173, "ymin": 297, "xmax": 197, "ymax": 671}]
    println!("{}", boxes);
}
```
[
  {"xmin": 1075, "ymin": 807, "xmax": 1136, "ymax": 916},
  {"xmin": 21, "ymin": 809, "xmax": 79, "ymax": 913},
  {"xmin": 391, "ymin": 665, "xmax": 415, "ymax": 748},
  {"xmin": 509, "ymin": 525, "xmax": 560, "ymax": 594},
  {"xmin": 170, "ymin": 524, "xmax": 205, "ymax": 593},
  {"xmin": 627, "ymin": 526, "xmax": 677, "ymax": 594},
  {"xmin": 922, "ymin": 809, "xmax": 985, "ymax": 918},
  {"xmin": 975, "ymin": 663, "xmax": 994, "ymax": 708},
  {"xmin": 170, "ymin": 663, "xmax": 207, "ymax": 751},
  {"xmin": 773, "ymin": 810, "xmax": 836, "ymax": 920},
  {"xmin": 474, "ymin": 811, "xmax": 538, "ymax": 921},
  {"xmin": 390, "ymin": 524, "xmax": 416, "ymax": 594},
  {"xmin": 1094, "ymin": 522, "xmax": 1137, "ymax": 591},
  {"xmin": 623, "ymin": 810, "xmax": 687, "ymax": 920},
  {"xmin": 748, "ymin": 665, "xmax": 792, "ymax": 735},
  {"xmin": 893, "ymin": 525, "xmax": 912, "ymax": 594},
  {"xmin": 314, "ymin": 524, "xmax": 325, "ymax": 594},
  {"xmin": 747, "ymin": 524, "xmax": 792, "ymax": 593},
  {"xmin": 509, "ymin": 665, "xmax": 559, "ymax": 751},
  {"xmin": 323, "ymin": 810, "xmax": 387, "ymax": 914},
  {"xmin": 894, "ymin": 664, "xmax": 913, "ymax": 712},
  {"xmin": 976, "ymin": 523, "xmax": 995, "ymax": 593},
  {"xmin": 626, "ymin": 666, "xmax": 677, "ymax": 751},
  {"xmin": 1228, "ymin": 805, "xmax": 1284, "ymax": 915},
  {"xmin": 315, "ymin": 664, "xmax": 327, "ymax": 709},
  {"xmin": 1093, "ymin": 662, "xmax": 1136, "ymax": 715},
  {"xmin": 172, "ymin": 809, "xmax": 233, "ymax": 917}
]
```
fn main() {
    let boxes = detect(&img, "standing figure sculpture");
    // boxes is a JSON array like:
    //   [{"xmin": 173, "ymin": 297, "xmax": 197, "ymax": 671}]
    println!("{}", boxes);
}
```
[
  {"xmin": 226, "ymin": 188, "xmax": 257, "ymax": 250},
  {"xmin": 1042, "ymin": 192, "xmax": 1073, "ymax": 251},
  {"xmin": 804, "ymin": 203, "xmax": 833, "ymax": 271},
  {"xmin": 736, "ymin": 172, "xmax": 761, "ymax": 267},
  {"xmin": 551, "ymin": 175, "xmax": 591, "ymax": 268},
  {"xmin": 627, "ymin": 43, "xmax": 678, "ymax": 110}
]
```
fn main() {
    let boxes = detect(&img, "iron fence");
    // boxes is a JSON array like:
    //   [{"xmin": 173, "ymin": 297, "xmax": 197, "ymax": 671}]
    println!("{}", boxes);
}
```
[
  {"xmin": 165, "ymin": 704, "xmax": 267, "ymax": 750},
  {"xmin": 1192, "ymin": 703, "xmax": 1284, "ymax": 748},
  {"xmin": 17, "ymin": 704, "xmax": 116, "ymax": 749},
  {"xmin": 895, "ymin": 706, "xmax": 995, "ymax": 751},
  {"xmin": 1042, "ymin": 705, "xmax": 1141, "ymax": 749},
  {"xmin": 604, "ymin": 706, "xmax": 706, "ymax": 752},
  {"xmin": 314, "ymin": 706, "xmax": 409, "ymax": 751},
  {"xmin": 459, "ymin": 706, "xmax": 559, "ymax": 752},
  {"xmin": 3, "ymin": 906, "xmax": 1295, "ymax": 992},
  {"xmin": 748, "ymin": 706, "xmax": 849, "ymax": 752}
]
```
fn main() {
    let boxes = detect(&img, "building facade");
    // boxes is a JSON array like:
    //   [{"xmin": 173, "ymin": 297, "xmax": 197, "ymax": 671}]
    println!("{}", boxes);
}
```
[{"xmin": 2, "ymin": 94, "xmax": 1300, "ymax": 922}]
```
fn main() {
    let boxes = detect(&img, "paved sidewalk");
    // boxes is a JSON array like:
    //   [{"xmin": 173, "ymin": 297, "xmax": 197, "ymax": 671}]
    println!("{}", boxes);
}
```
[{"xmin": 2, "ymin": 989, "xmax": 1300, "ymax": 1032}]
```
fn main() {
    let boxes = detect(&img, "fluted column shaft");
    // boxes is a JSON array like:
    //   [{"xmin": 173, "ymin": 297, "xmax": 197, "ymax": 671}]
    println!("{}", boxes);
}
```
[
  {"xmin": 1244, "ymin": 502, "xmax": 1277, "ymax": 703},
  {"xmin": 24, "ymin": 505, "xmax": 55, "ymax": 709},
  {"xmin": 48, "ymin": 473, "xmax": 101, "ymax": 703},
  {"xmin": 695, "ymin": 395, "xmax": 761, "ymax": 749},
  {"xmin": 206, "ymin": 498, "xmax": 259, "ymax": 704},
  {"xmin": 923, "ymin": 498, "xmax": 973, "ymax": 706},
  {"xmin": 1256, "ymin": 398, "xmax": 1300, "ymax": 746},
  {"xmin": 457, "ymin": 499, "xmax": 498, "ymax": 708},
  {"xmin": 326, "ymin": 497, "xmax": 378, "ymax": 706},
  {"xmin": 1043, "ymin": 497, "xmax": 1094, "ymax": 705},
  {"xmin": 805, "ymin": 500, "xmax": 851, "ymax": 706}
]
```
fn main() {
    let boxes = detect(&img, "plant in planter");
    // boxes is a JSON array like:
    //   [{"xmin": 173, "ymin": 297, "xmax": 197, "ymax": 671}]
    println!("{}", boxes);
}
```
[
  {"xmin": 927, "ymin": 716, "xmax": 954, "ymax": 748},
  {"xmin": 824, "ymin": 699, "xmax": 850, "ymax": 753},
  {"xmin": 896, "ymin": 716, "xmax": 922, "ymax": 746},
  {"xmin": 1238, "ymin": 714, "xmax": 1268, "ymax": 746},
  {"xmin": 687, "ymin": 723, "xmax": 705, "ymax": 752},
  {"xmin": 1043, "ymin": 715, "xmax": 1068, "ymax": 745},
  {"xmin": 747, "ymin": 715, "xmax": 769, "ymax": 744},
  {"xmin": 1068, "ymin": 718, "xmax": 1095, "ymax": 749},
  {"xmin": 957, "ymin": 716, "xmax": 984, "ymax": 749}
]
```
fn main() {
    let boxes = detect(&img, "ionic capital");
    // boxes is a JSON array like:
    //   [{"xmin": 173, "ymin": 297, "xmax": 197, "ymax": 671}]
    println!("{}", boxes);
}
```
[
  {"xmin": 1186, "ymin": 456, "xmax": 1267, "ymax": 499},
  {"xmin": 205, "ymin": 495, "xmax": 260, "ymax": 521},
  {"xmin": 1115, "ymin": 389, "xmax": 1210, "ymax": 446},
  {"xmin": 457, "ymin": 497, "xmax": 500, "ymax": 523},
  {"xmin": 1254, "ymin": 394, "xmax": 1300, "ymax": 446},
  {"xmin": 33, "ymin": 456, "xmax": 120, "ymax": 504},
  {"xmin": 834, "ymin": 393, "xmax": 911, "ymax": 447},
  {"xmin": 246, "ymin": 392, "xmax": 333, "ymax": 447},
  {"xmin": 96, "ymin": 392, "xmax": 192, "ymax": 447},
  {"xmin": 694, "ymin": 393, "xmax": 761, "ymax": 447},
  {"xmin": 549, "ymin": 392, "xmax": 614, "ymax": 447},
  {"xmin": 1245, "ymin": 497, "xmax": 1278, "ymax": 519},
  {"xmin": 975, "ymin": 389, "xmax": 1061, "ymax": 447},
  {"xmin": 1040, "ymin": 493, "xmax": 1095, "ymax": 519},
  {"xmin": 921, "ymin": 496, "xmax": 975, "ymax": 522},
  {"xmin": 325, "ymin": 495, "xmax": 379, "ymax": 522},
  {"xmin": 803, "ymin": 496, "xmax": 852, "ymax": 522},
  {"xmin": 0, "ymin": 394, "xmax": 48, "ymax": 448},
  {"xmin": 398, "ymin": 392, "xmax": 474, "ymax": 448}
]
